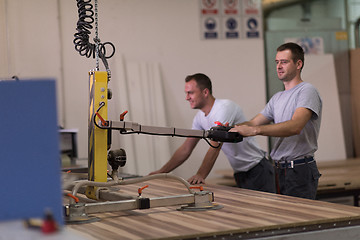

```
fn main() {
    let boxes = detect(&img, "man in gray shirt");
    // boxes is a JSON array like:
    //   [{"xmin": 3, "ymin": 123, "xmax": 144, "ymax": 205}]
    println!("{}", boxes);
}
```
[{"xmin": 230, "ymin": 42, "xmax": 322, "ymax": 199}]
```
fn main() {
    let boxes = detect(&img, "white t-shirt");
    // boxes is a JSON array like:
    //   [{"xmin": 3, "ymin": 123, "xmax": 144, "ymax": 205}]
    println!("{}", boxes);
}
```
[{"xmin": 192, "ymin": 99, "xmax": 266, "ymax": 172}]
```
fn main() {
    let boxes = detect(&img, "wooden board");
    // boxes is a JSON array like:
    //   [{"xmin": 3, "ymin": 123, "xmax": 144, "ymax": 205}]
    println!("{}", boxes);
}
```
[
  {"xmin": 317, "ymin": 158, "xmax": 360, "ymax": 192},
  {"xmin": 302, "ymin": 54, "xmax": 347, "ymax": 161},
  {"xmin": 67, "ymin": 177, "xmax": 360, "ymax": 239},
  {"xmin": 350, "ymin": 49, "xmax": 360, "ymax": 157}
]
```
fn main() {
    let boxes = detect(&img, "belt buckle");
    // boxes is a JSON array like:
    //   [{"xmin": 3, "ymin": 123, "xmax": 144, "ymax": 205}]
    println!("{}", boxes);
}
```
[
  {"xmin": 290, "ymin": 161, "xmax": 294, "ymax": 168},
  {"xmin": 284, "ymin": 160, "xmax": 294, "ymax": 169},
  {"xmin": 276, "ymin": 160, "xmax": 294, "ymax": 169}
]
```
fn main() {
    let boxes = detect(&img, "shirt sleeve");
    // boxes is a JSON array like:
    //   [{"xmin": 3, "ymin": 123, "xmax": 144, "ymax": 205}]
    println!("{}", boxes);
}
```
[
  {"xmin": 192, "ymin": 111, "xmax": 203, "ymax": 130},
  {"xmin": 212, "ymin": 101, "xmax": 247, "ymax": 126},
  {"xmin": 298, "ymin": 85, "xmax": 322, "ymax": 119},
  {"xmin": 260, "ymin": 95, "xmax": 275, "ymax": 121}
]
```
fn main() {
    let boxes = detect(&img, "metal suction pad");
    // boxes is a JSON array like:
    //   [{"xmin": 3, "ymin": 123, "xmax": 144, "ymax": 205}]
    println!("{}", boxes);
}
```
[
  {"xmin": 65, "ymin": 215, "xmax": 100, "ymax": 225},
  {"xmin": 64, "ymin": 203, "xmax": 100, "ymax": 224},
  {"xmin": 177, "ymin": 202, "xmax": 223, "ymax": 212}
]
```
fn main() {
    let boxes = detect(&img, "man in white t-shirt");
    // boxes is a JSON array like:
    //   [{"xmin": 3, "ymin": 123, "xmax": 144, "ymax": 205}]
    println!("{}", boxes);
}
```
[{"xmin": 150, "ymin": 73, "xmax": 275, "ymax": 193}]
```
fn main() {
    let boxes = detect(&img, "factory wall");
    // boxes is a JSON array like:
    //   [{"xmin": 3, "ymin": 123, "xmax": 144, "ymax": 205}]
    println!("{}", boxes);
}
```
[
  {"xmin": 1, "ymin": 0, "xmax": 353, "ymax": 179},
  {"xmin": 0, "ymin": 0, "xmax": 267, "ymax": 179}
]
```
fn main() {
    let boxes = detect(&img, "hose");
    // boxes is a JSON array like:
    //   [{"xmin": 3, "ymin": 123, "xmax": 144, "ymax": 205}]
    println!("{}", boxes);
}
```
[
  {"xmin": 73, "ymin": 0, "xmax": 115, "ymax": 68},
  {"xmin": 71, "ymin": 173, "xmax": 195, "ymax": 202}
]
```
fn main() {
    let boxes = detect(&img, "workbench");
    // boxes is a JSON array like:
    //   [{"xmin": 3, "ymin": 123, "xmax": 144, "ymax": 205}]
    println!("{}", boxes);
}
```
[
  {"xmin": 66, "ymin": 177, "xmax": 360, "ymax": 239},
  {"xmin": 316, "ymin": 158, "xmax": 360, "ymax": 206}
]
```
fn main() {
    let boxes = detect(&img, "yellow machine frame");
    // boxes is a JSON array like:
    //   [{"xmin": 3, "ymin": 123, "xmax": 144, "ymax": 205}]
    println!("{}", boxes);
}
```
[{"xmin": 86, "ymin": 71, "xmax": 108, "ymax": 199}]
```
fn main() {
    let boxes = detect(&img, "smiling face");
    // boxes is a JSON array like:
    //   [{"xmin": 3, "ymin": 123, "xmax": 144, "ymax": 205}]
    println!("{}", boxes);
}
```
[
  {"xmin": 185, "ymin": 79, "xmax": 207, "ymax": 110},
  {"xmin": 275, "ymin": 49, "xmax": 302, "ymax": 82}
]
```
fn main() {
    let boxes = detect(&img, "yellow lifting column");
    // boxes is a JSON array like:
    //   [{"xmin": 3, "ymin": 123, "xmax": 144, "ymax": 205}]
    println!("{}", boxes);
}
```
[{"xmin": 87, "ymin": 70, "xmax": 108, "ymax": 199}]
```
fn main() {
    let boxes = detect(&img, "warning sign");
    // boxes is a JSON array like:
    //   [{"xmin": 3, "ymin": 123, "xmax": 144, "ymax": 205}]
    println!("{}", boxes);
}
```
[
  {"xmin": 222, "ymin": 0, "xmax": 240, "ymax": 15},
  {"xmin": 200, "ymin": 0, "xmax": 219, "ymax": 15},
  {"xmin": 223, "ymin": 17, "xmax": 241, "ymax": 39},
  {"xmin": 199, "ymin": 0, "xmax": 262, "ymax": 40},
  {"xmin": 243, "ymin": 0, "xmax": 261, "ymax": 15},
  {"xmin": 202, "ymin": 16, "xmax": 220, "ymax": 39},
  {"xmin": 243, "ymin": 16, "xmax": 262, "ymax": 38}
]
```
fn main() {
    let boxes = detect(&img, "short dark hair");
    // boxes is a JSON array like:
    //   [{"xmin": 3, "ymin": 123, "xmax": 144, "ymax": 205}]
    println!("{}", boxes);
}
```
[
  {"xmin": 185, "ymin": 73, "xmax": 212, "ymax": 95},
  {"xmin": 277, "ymin": 42, "xmax": 305, "ymax": 70}
]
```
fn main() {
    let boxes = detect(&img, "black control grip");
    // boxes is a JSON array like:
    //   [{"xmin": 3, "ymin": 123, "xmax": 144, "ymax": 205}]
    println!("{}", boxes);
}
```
[{"xmin": 206, "ymin": 126, "xmax": 243, "ymax": 143}]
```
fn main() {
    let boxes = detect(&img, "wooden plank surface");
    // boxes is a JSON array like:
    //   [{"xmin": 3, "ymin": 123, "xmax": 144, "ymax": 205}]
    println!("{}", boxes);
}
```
[
  {"xmin": 67, "ymin": 177, "xmax": 360, "ymax": 240},
  {"xmin": 317, "ymin": 158, "xmax": 360, "ymax": 191}
]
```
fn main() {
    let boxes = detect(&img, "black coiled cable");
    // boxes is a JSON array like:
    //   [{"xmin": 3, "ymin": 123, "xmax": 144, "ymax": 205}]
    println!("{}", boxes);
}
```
[{"xmin": 73, "ymin": 0, "xmax": 115, "ymax": 62}]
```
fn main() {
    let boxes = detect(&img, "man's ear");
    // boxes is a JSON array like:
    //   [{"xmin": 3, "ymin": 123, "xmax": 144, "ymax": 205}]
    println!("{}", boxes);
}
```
[
  {"xmin": 296, "ymin": 59, "xmax": 303, "ymax": 70},
  {"xmin": 202, "ymin": 88, "xmax": 210, "ymax": 96}
]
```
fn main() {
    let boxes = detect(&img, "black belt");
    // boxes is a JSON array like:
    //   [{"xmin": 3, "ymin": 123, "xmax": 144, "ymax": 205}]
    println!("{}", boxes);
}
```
[{"xmin": 274, "ymin": 157, "xmax": 314, "ymax": 169}]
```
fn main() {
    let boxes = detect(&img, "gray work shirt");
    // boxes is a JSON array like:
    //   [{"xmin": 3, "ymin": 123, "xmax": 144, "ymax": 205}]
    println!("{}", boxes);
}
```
[{"xmin": 260, "ymin": 82, "xmax": 322, "ymax": 161}]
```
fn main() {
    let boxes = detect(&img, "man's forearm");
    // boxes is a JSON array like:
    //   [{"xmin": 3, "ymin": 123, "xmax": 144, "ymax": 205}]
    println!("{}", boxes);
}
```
[
  {"xmin": 195, "ymin": 145, "xmax": 221, "ymax": 179},
  {"xmin": 158, "ymin": 149, "xmax": 190, "ymax": 173},
  {"xmin": 255, "ymin": 121, "xmax": 301, "ymax": 137},
  {"xmin": 236, "ymin": 121, "xmax": 253, "ymax": 126},
  {"xmin": 233, "ymin": 120, "xmax": 303, "ymax": 137},
  {"xmin": 155, "ymin": 138, "xmax": 199, "ymax": 173},
  {"xmin": 231, "ymin": 109, "xmax": 312, "ymax": 137}
]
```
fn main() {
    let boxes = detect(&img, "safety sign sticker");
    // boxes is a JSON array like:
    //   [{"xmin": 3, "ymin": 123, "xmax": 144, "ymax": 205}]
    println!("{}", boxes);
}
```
[
  {"xmin": 202, "ymin": 16, "xmax": 220, "ymax": 39},
  {"xmin": 242, "ymin": 0, "xmax": 261, "ymax": 15},
  {"xmin": 223, "ymin": 17, "xmax": 241, "ymax": 39},
  {"xmin": 285, "ymin": 37, "xmax": 324, "ymax": 54},
  {"xmin": 222, "ymin": 0, "xmax": 240, "ymax": 15},
  {"xmin": 199, "ymin": 0, "xmax": 262, "ymax": 40},
  {"xmin": 200, "ymin": 0, "xmax": 219, "ymax": 15},
  {"xmin": 243, "ymin": 16, "xmax": 262, "ymax": 39}
]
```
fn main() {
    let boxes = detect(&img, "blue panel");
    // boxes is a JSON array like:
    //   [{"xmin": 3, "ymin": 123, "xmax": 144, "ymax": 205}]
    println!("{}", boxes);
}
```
[{"xmin": 0, "ymin": 80, "xmax": 63, "ymax": 226}]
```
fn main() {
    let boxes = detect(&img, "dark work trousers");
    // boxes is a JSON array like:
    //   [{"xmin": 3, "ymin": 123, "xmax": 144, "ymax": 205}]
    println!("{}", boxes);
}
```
[
  {"xmin": 233, "ymin": 157, "xmax": 276, "ymax": 193},
  {"xmin": 275, "ymin": 161, "xmax": 321, "ymax": 200}
]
